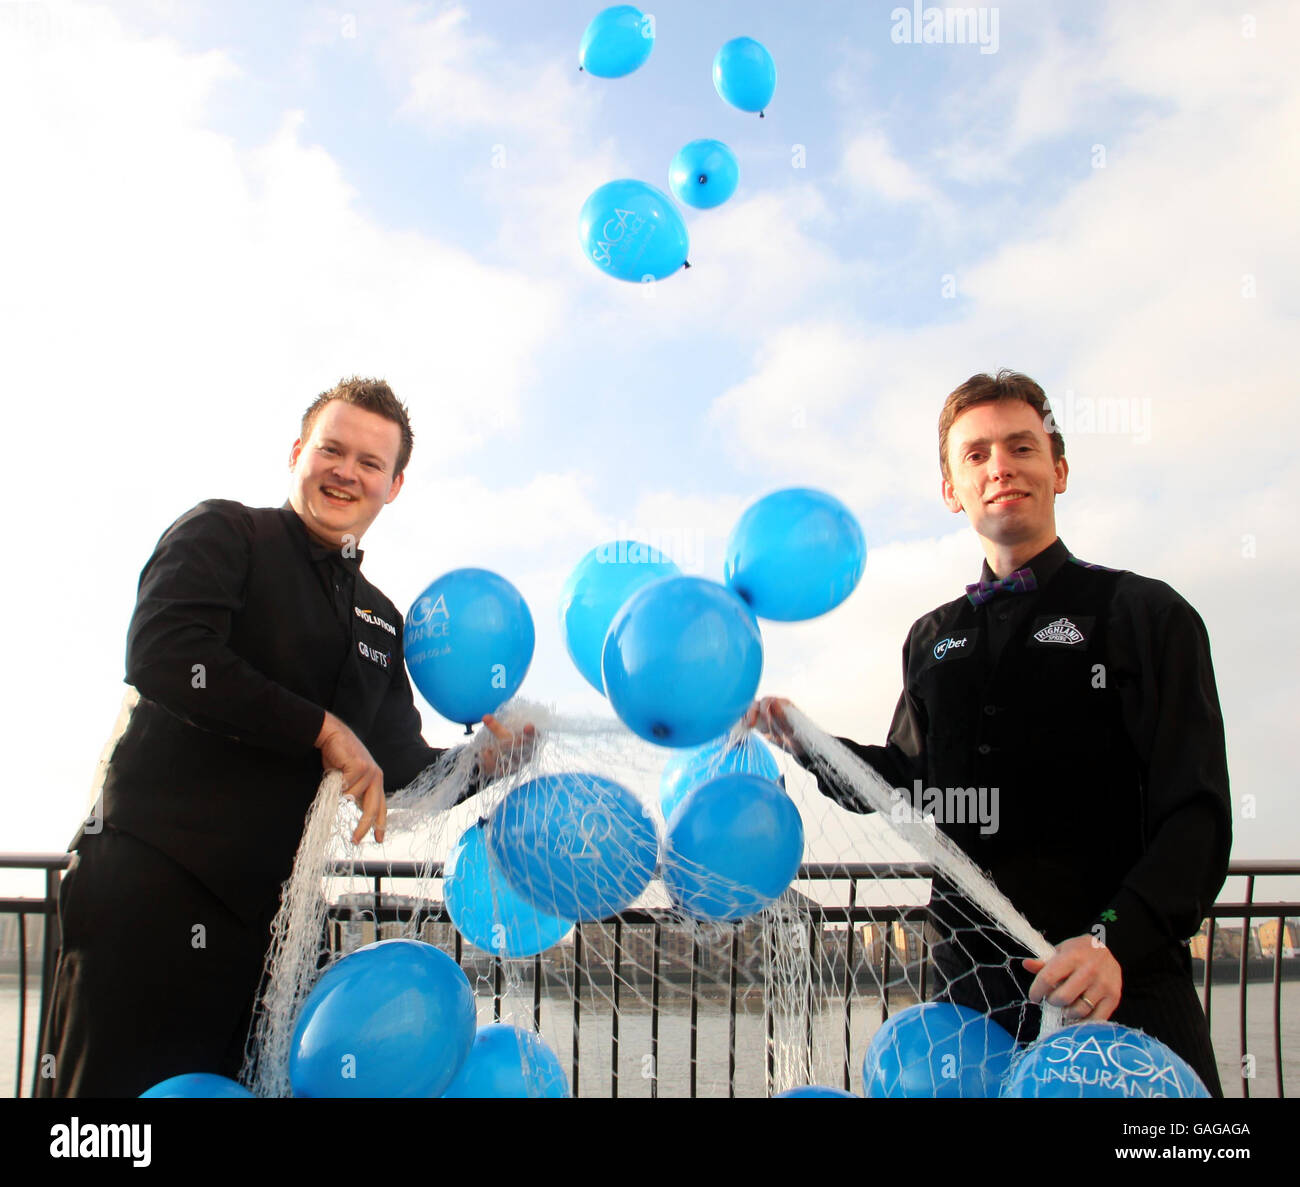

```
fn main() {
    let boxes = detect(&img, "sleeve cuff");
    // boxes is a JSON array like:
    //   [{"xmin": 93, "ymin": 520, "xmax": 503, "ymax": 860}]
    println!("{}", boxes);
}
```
[{"xmin": 1092, "ymin": 887, "xmax": 1169, "ymax": 970}]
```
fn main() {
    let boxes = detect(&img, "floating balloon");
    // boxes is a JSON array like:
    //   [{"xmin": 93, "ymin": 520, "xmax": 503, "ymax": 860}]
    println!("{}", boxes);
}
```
[
  {"xmin": 441, "ymin": 1024, "xmax": 571, "ymax": 1098},
  {"xmin": 725, "ymin": 488, "xmax": 866, "ymax": 621},
  {"xmin": 862, "ymin": 1002, "xmax": 1016, "ymax": 1098},
  {"xmin": 559, "ymin": 541, "xmax": 680, "ymax": 694},
  {"xmin": 659, "ymin": 731, "xmax": 780, "ymax": 820},
  {"xmin": 488, "ymin": 773, "xmax": 659, "ymax": 922},
  {"xmin": 139, "ymin": 1073, "xmax": 253, "ymax": 1098},
  {"xmin": 773, "ymin": 1085, "xmax": 857, "ymax": 1098},
  {"xmin": 579, "ymin": 180, "xmax": 689, "ymax": 282},
  {"xmin": 662, "ymin": 773, "xmax": 803, "ymax": 922},
  {"xmin": 289, "ymin": 939, "xmax": 475, "ymax": 1098},
  {"xmin": 668, "ymin": 139, "xmax": 739, "ymax": 209},
  {"xmin": 444, "ymin": 820, "xmax": 574, "ymax": 958},
  {"xmin": 602, "ymin": 576, "xmax": 763, "ymax": 747},
  {"xmin": 713, "ymin": 37, "xmax": 776, "ymax": 116},
  {"xmin": 1002, "ymin": 1022, "xmax": 1209, "ymax": 1099},
  {"xmin": 405, "ymin": 568, "xmax": 535, "ymax": 727},
  {"xmin": 579, "ymin": 5, "xmax": 654, "ymax": 78}
]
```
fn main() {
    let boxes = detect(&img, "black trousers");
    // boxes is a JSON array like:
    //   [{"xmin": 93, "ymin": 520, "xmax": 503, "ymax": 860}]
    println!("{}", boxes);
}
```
[
  {"xmin": 933, "ymin": 940, "xmax": 1225, "ymax": 1097},
  {"xmin": 35, "ymin": 828, "xmax": 279, "ymax": 1099}
]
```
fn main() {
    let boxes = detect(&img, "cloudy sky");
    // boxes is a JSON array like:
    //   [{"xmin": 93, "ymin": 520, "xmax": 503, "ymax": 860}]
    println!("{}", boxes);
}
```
[{"xmin": 2, "ymin": 0, "xmax": 1295, "ymax": 900}]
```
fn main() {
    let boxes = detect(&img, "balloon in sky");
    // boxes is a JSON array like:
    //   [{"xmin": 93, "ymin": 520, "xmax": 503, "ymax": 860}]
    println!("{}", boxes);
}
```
[
  {"xmin": 444, "ymin": 820, "xmax": 574, "ymax": 958},
  {"xmin": 488, "ymin": 773, "xmax": 659, "ymax": 922},
  {"xmin": 668, "ymin": 139, "xmax": 740, "ymax": 209},
  {"xmin": 725, "ymin": 488, "xmax": 866, "ymax": 621},
  {"xmin": 662, "ymin": 772, "xmax": 804, "ymax": 922},
  {"xmin": 579, "ymin": 180, "xmax": 689, "ymax": 282},
  {"xmin": 560, "ymin": 541, "xmax": 680, "ymax": 694},
  {"xmin": 1002, "ymin": 1022, "xmax": 1210, "ymax": 1099},
  {"xmin": 289, "ymin": 939, "xmax": 476, "ymax": 1098},
  {"xmin": 713, "ymin": 37, "xmax": 777, "ymax": 116},
  {"xmin": 405, "ymin": 568, "xmax": 535, "ymax": 727},
  {"xmin": 441, "ymin": 1024, "xmax": 571, "ymax": 1098},
  {"xmin": 659, "ymin": 730, "xmax": 780, "ymax": 820},
  {"xmin": 579, "ymin": 5, "xmax": 654, "ymax": 78},
  {"xmin": 140, "ymin": 1073, "xmax": 253, "ymax": 1098},
  {"xmin": 862, "ymin": 1002, "xmax": 1016, "ymax": 1098},
  {"xmin": 602, "ymin": 576, "xmax": 763, "ymax": 747}
]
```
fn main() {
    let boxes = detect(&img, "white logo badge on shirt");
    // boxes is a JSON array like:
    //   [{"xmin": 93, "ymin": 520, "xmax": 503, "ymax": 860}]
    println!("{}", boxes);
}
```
[{"xmin": 1032, "ymin": 617, "xmax": 1085, "ymax": 645}]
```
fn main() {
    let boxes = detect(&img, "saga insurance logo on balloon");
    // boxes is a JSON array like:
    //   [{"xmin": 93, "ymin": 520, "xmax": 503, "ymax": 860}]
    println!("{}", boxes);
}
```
[
  {"xmin": 579, "ymin": 180, "xmax": 689, "ymax": 282},
  {"xmin": 405, "ymin": 568, "xmax": 535, "ymax": 729}
]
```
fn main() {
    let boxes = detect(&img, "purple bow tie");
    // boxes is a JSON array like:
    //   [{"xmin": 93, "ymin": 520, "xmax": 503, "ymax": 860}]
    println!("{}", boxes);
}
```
[{"xmin": 966, "ymin": 567, "xmax": 1038, "ymax": 607}]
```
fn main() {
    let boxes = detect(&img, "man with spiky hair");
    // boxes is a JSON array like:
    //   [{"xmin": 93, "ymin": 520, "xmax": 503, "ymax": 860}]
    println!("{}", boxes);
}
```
[
  {"xmin": 750, "ymin": 370, "xmax": 1230, "ymax": 1095},
  {"xmin": 38, "ymin": 377, "xmax": 532, "ymax": 1098}
]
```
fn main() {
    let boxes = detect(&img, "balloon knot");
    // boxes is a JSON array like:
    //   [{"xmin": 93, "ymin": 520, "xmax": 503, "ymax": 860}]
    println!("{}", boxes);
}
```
[
  {"xmin": 759, "ymin": 111, "xmax": 766, "ymax": 119},
  {"xmin": 463, "ymin": 723, "xmax": 474, "ymax": 736},
  {"xmin": 683, "ymin": 260, "xmax": 691, "ymax": 269}
]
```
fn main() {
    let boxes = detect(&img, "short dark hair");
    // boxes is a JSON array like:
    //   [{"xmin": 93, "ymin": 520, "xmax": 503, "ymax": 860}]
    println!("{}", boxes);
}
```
[
  {"xmin": 938, "ymin": 370, "xmax": 1064, "ymax": 480},
  {"xmin": 300, "ymin": 376, "xmax": 414, "ymax": 478}
]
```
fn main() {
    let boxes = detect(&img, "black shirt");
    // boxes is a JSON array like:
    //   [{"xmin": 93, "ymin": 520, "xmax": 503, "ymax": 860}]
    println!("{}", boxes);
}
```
[
  {"xmin": 94, "ymin": 499, "xmax": 447, "ymax": 923},
  {"xmin": 822, "ymin": 537, "xmax": 1232, "ymax": 972}
]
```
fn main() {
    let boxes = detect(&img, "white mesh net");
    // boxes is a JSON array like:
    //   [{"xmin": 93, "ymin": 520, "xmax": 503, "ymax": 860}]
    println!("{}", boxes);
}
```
[{"xmin": 241, "ymin": 698, "xmax": 1064, "ymax": 1098}]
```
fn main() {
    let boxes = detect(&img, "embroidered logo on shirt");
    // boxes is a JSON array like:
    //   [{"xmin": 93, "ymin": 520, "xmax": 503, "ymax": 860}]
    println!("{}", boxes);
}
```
[
  {"xmin": 1032, "ymin": 617, "xmax": 1085, "ymax": 645},
  {"xmin": 354, "ymin": 607, "xmax": 397, "ymax": 636},
  {"xmin": 933, "ymin": 635, "xmax": 971, "ymax": 660},
  {"xmin": 358, "ymin": 640, "xmax": 391, "ymax": 669}
]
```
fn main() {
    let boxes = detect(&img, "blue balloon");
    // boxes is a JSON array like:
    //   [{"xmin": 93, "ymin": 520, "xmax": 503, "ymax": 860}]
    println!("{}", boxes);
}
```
[
  {"xmin": 725, "ymin": 488, "xmax": 866, "ymax": 621},
  {"xmin": 405, "ymin": 568, "xmax": 535, "ymax": 727},
  {"xmin": 669, "ymin": 139, "xmax": 739, "ymax": 209},
  {"xmin": 773, "ymin": 1085, "xmax": 857, "ymax": 1098},
  {"xmin": 602, "ymin": 576, "xmax": 763, "ymax": 747},
  {"xmin": 1002, "ymin": 1022, "xmax": 1210, "ymax": 1099},
  {"xmin": 659, "ymin": 731, "xmax": 780, "ymax": 820},
  {"xmin": 140, "ymin": 1073, "xmax": 253, "ymax": 1098},
  {"xmin": 579, "ymin": 5, "xmax": 654, "ymax": 78},
  {"xmin": 444, "ymin": 820, "xmax": 574, "ymax": 958},
  {"xmin": 713, "ymin": 37, "xmax": 777, "ymax": 115},
  {"xmin": 289, "ymin": 939, "xmax": 476, "ymax": 1098},
  {"xmin": 862, "ymin": 1002, "xmax": 1016, "ymax": 1098},
  {"xmin": 579, "ymin": 180, "xmax": 689, "ymax": 282},
  {"xmin": 662, "ymin": 773, "xmax": 803, "ymax": 922},
  {"xmin": 488, "ymin": 773, "xmax": 659, "ymax": 922},
  {"xmin": 559, "ymin": 541, "xmax": 680, "ymax": 694},
  {"xmin": 441, "ymin": 1024, "xmax": 571, "ymax": 1098}
]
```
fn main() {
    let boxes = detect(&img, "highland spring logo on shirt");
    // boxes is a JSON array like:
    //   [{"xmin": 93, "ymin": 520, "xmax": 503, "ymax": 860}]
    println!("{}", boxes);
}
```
[{"xmin": 1033, "ymin": 617, "xmax": 1086, "ymax": 646}]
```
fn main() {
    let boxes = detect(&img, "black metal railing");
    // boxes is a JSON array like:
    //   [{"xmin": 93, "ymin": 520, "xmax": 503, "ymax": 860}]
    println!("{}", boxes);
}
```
[{"xmin": 3, "ymin": 855, "xmax": 1296, "ymax": 1098}]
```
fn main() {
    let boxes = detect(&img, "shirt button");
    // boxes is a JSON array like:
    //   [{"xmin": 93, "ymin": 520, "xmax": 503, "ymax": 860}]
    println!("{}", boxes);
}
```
[
  {"xmin": 983, "ymin": 705, "xmax": 996, "ymax": 716},
  {"xmin": 997, "ymin": 612, "xmax": 1009, "ymax": 621},
  {"xmin": 977, "ymin": 743, "xmax": 991, "ymax": 755}
]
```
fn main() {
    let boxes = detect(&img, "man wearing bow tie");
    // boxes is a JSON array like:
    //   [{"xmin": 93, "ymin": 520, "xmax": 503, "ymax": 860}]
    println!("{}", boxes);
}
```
[{"xmin": 749, "ymin": 370, "xmax": 1230, "ymax": 1095}]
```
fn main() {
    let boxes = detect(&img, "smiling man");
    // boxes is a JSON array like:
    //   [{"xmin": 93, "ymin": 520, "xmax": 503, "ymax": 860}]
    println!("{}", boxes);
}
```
[
  {"xmin": 750, "ymin": 370, "xmax": 1231, "ymax": 1094},
  {"xmin": 37, "ymin": 376, "xmax": 531, "ymax": 1098}
]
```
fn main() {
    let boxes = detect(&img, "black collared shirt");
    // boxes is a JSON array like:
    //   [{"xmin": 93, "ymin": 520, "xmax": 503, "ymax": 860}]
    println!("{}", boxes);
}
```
[
  {"xmin": 824, "ymin": 537, "xmax": 1232, "ymax": 972},
  {"xmin": 98, "ymin": 499, "xmax": 448, "ymax": 922}
]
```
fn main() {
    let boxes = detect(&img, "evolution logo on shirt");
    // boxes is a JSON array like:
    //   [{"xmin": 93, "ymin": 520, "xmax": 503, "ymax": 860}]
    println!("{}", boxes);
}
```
[{"xmin": 354, "ymin": 607, "xmax": 397, "ymax": 636}]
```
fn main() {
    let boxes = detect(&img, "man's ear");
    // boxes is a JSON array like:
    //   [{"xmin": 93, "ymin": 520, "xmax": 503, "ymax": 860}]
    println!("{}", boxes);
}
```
[
  {"xmin": 941, "ymin": 476, "xmax": 963, "ymax": 514},
  {"xmin": 385, "ymin": 470, "xmax": 405, "ymax": 505},
  {"xmin": 289, "ymin": 437, "xmax": 304, "ymax": 470},
  {"xmin": 1055, "ymin": 456, "xmax": 1069, "ymax": 495}
]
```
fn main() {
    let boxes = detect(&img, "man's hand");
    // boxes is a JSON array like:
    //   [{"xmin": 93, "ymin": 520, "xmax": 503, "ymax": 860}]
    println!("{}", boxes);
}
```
[
  {"xmin": 1023, "ymin": 935, "xmax": 1123, "ymax": 1021},
  {"xmin": 742, "ymin": 697, "xmax": 806, "ymax": 760},
  {"xmin": 476, "ymin": 714, "xmax": 538, "ymax": 783},
  {"xmin": 316, "ymin": 711, "xmax": 387, "ymax": 845}
]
